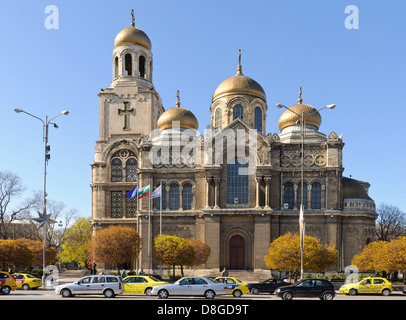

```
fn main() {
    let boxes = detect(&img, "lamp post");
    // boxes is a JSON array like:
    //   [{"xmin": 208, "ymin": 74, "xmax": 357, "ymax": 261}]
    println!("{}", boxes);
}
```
[
  {"xmin": 14, "ymin": 108, "xmax": 69, "ymax": 286},
  {"xmin": 276, "ymin": 91, "xmax": 335, "ymax": 279}
]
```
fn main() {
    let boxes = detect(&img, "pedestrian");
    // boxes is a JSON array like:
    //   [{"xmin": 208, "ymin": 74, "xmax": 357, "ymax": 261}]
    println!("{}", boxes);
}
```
[
  {"xmin": 221, "ymin": 267, "xmax": 228, "ymax": 277},
  {"xmin": 92, "ymin": 263, "xmax": 97, "ymax": 275},
  {"xmin": 121, "ymin": 269, "xmax": 126, "ymax": 278}
]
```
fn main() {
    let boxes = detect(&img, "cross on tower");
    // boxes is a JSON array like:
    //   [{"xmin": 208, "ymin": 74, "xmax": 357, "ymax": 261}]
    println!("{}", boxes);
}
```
[{"xmin": 118, "ymin": 101, "xmax": 135, "ymax": 130}]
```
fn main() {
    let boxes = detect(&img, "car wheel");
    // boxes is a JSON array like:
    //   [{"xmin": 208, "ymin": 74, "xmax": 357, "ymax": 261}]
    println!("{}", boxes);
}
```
[
  {"xmin": 158, "ymin": 289, "xmax": 169, "ymax": 299},
  {"xmin": 321, "ymin": 292, "xmax": 334, "ymax": 300},
  {"xmin": 349, "ymin": 288, "xmax": 358, "ymax": 296},
  {"xmin": 61, "ymin": 288, "xmax": 72, "ymax": 297},
  {"xmin": 381, "ymin": 289, "xmax": 390, "ymax": 296},
  {"xmin": 251, "ymin": 287, "xmax": 259, "ymax": 295},
  {"xmin": 204, "ymin": 290, "xmax": 215, "ymax": 299},
  {"xmin": 1, "ymin": 286, "xmax": 11, "ymax": 295},
  {"xmin": 22, "ymin": 284, "xmax": 30, "ymax": 290},
  {"xmin": 282, "ymin": 291, "xmax": 293, "ymax": 300},
  {"xmin": 233, "ymin": 289, "xmax": 242, "ymax": 298},
  {"xmin": 104, "ymin": 289, "xmax": 115, "ymax": 298},
  {"xmin": 144, "ymin": 287, "xmax": 152, "ymax": 295}
]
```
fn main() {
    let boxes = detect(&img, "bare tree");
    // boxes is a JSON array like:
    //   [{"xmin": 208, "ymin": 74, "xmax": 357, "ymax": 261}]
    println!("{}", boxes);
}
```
[
  {"xmin": 376, "ymin": 203, "xmax": 406, "ymax": 241},
  {"xmin": 0, "ymin": 171, "xmax": 40, "ymax": 239}
]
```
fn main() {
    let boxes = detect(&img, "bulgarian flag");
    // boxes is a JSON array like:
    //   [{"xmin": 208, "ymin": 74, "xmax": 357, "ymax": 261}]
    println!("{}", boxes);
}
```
[{"xmin": 138, "ymin": 185, "xmax": 150, "ymax": 199}]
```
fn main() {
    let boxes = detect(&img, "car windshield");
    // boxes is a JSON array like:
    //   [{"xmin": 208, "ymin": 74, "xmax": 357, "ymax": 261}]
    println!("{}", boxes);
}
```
[
  {"xmin": 149, "ymin": 276, "xmax": 161, "ymax": 282},
  {"xmin": 26, "ymin": 274, "xmax": 37, "ymax": 279}
]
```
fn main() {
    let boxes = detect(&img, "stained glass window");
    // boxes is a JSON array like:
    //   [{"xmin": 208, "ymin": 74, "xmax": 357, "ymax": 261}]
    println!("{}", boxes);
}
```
[
  {"xmin": 111, "ymin": 191, "xmax": 123, "ymax": 218},
  {"xmin": 233, "ymin": 104, "xmax": 243, "ymax": 121},
  {"xmin": 126, "ymin": 158, "xmax": 138, "ymax": 182},
  {"xmin": 169, "ymin": 184, "xmax": 179, "ymax": 210},
  {"xmin": 254, "ymin": 106, "xmax": 262, "ymax": 132},
  {"xmin": 126, "ymin": 192, "xmax": 137, "ymax": 218},
  {"xmin": 297, "ymin": 183, "xmax": 308, "ymax": 209},
  {"xmin": 157, "ymin": 185, "xmax": 166, "ymax": 210},
  {"xmin": 227, "ymin": 158, "xmax": 248, "ymax": 204},
  {"xmin": 182, "ymin": 184, "xmax": 193, "ymax": 210},
  {"xmin": 284, "ymin": 183, "xmax": 294, "ymax": 209},
  {"xmin": 111, "ymin": 158, "xmax": 123, "ymax": 182},
  {"xmin": 311, "ymin": 183, "xmax": 322, "ymax": 209},
  {"xmin": 215, "ymin": 108, "xmax": 222, "ymax": 129}
]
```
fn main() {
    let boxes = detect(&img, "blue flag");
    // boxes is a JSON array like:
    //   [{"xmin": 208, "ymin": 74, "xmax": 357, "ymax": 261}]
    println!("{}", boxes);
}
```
[
  {"xmin": 126, "ymin": 186, "xmax": 138, "ymax": 199},
  {"xmin": 151, "ymin": 185, "xmax": 161, "ymax": 199}
]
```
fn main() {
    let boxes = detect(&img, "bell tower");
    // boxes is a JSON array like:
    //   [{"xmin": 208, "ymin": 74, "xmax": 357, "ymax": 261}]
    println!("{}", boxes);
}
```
[{"xmin": 96, "ymin": 10, "xmax": 163, "ymax": 144}]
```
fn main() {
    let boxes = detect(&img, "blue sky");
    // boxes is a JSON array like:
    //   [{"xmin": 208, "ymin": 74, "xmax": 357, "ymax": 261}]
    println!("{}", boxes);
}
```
[{"xmin": 1, "ymin": 0, "xmax": 405, "ymax": 218}]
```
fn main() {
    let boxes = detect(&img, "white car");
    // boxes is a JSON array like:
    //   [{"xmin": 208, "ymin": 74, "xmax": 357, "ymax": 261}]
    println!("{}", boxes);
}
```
[
  {"xmin": 151, "ymin": 277, "xmax": 229, "ymax": 299},
  {"xmin": 55, "ymin": 275, "xmax": 123, "ymax": 298}
]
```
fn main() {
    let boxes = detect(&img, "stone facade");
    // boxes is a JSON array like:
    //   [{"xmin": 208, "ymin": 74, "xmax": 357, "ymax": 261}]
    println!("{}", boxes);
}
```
[{"xmin": 90, "ymin": 21, "xmax": 377, "ymax": 274}]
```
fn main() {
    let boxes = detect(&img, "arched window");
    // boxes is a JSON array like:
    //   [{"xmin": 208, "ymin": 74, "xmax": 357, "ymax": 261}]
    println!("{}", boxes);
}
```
[
  {"xmin": 139, "ymin": 56, "xmax": 146, "ymax": 78},
  {"xmin": 227, "ymin": 158, "xmax": 248, "ymax": 204},
  {"xmin": 297, "ymin": 183, "xmax": 308, "ymax": 209},
  {"xmin": 111, "ymin": 150, "xmax": 136, "ymax": 182},
  {"xmin": 114, "ymin": 56, "xmax": 119, "ymax": 79},
  {"xmin": 182, "ymin": 184, "xmax": 193, "ymax": 210},
  {"xmin": 233, "ymin": 104, "xmax": 243, "ymax": 121},
  {"xmin": 311, "ymin": 182, "xmax": 321, "ymax": 209},
  {"xmin": 215, "ymin": 108, "xmax": 222, "ymax": 129},
  {"xmin": 124, "ymin": 53, "xmax": 132, "ymax": 76},
  {"xmin": 254, "ymin": 106, "xmax": 262, "ymax": 132},
  {"xmin": 126, "ymin": 158, "xmax": 138, "ymax": 182},
  {"xmin": 169, "ymin": 184, "xmax": 180, "ymax": 210},
  {"xmin": 284, "ymin": 183, "xmax": 294, "ymax": 209},
  {"xmin": 111, "ymin": 158, "xmax": 123, "ymax": 182},
  {"xmin": 157, "ymin": 185, "xmax": 166, "ymax": 210}
]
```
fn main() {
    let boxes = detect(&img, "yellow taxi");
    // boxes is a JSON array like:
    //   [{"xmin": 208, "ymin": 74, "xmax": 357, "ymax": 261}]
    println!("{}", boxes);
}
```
[
  {"xmin": 12, "ymin": 273, "xmax": 42, "ymax": 290},
  {"xmin": 0, "ymin": 271, "xmax": 17, "ymax": 295},
  {"xmin": 339, "ymin": 277, "xmax": 392, "ymax": 296},
  {"xmin": 214, "ymin": 276, "xmax": 250, "ymax": 297},
  {"xmin": 123, "ymin": 275, "xmax": 168, "ymax": 295}
]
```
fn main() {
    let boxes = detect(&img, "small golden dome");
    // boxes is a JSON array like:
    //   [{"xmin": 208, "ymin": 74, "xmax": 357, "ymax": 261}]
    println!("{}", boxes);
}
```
[
  {"xmin": 157, "ymin": 91, "xmax": 199, "ymax": 131},
  {"xmin": 278, "ymin": 103, "xmax": 322, "ymax": 132},
  {"xmin": 114, "ymin": 26, "xmax": 152, "ymax": 50},
  {"xmin": 212, "ymin": 50, "xmax": 266, "ymax": 101}
]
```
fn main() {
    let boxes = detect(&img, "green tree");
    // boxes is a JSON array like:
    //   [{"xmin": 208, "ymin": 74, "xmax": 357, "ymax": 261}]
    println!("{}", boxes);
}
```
[
  {"xmin": 264, "ymin": 233, "xmax": 337, "ymax": 279},
  {"xmin": 59, "ymin": 217, "xmax": 92, "ymax": 268},
  {"xmin": 153, "ymin": 235, "xmax": 195, "ymax": 280}
]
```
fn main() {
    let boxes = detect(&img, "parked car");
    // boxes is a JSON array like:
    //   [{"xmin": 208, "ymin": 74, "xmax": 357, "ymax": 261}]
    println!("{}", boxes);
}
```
[
  {"xmin": 248, "ymin": 278, "xmax": 290, "ymax": 294},
  {"xmin": 55, "ymin": 275, "xmax": 122, "ymax": 298},
  {"xmin": 275, "ymin": 278, "xmax": 335, "ymax": 300},
  {"xmin": 339, "ymin": 277, "xmax": 392, "ymax": 296},
  {"xmin": 151, "ymin": 276, "xmax": 229, "ymax": 299},
  {"xmin": 213, "ymin": 276, "xmax": 250, "ymax": 297},
  {"xmin": 0, "ymin": 271, "xmax": 17, "ymax": 295},
  {"xmin": 12, "ymin": 273, "xmax": 42, "ymax": 290},
  {"xmin": 123, "ymin": 275, "xmax": 168, "ymax": 295}
]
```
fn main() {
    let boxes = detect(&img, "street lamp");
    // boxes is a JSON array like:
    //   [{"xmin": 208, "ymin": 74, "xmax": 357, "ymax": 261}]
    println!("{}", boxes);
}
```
[
  {"xmin": 14, "ymin": 108, "xmax": 69, "ymax": 286},
  {"xmin": 276, "ymin": 89, "xmax": 335, "ymax": 279}
]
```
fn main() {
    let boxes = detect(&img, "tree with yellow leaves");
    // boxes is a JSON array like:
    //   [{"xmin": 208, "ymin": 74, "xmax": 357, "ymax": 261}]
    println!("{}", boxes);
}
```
[
  {"xmin": 153, "ymin": 235, "xmax": 194, "ymax": 280},
  {"xmin": 264, "ymin": 233, "xmax": 338, "ymax": 279},
  {"xmin": 87, "ymin": 225, "xmax": 142, "ymax": 273}
]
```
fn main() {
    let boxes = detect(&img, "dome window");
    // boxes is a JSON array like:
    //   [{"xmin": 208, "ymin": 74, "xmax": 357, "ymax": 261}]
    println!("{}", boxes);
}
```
[
  {"xmin": 139, "ymin": 55, "xmax": 146, "ymax": 78},
  {"xmin": 125, "ymin": 53, "xmax": 132, "ymax": 76}
]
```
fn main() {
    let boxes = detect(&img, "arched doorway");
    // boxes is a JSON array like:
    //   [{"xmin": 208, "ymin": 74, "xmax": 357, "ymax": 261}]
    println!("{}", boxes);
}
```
[{"xmin": 229, "ymin": 235, "xmax": 245, "ymax": 269}]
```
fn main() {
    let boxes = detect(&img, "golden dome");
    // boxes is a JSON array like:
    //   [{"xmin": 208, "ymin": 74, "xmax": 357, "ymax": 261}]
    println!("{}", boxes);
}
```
[
  {"xmin": 114, "ymin": 26, "xmax": 152, "ymax": 50},
  {"xmin": 157, "ymin": 91, "xmax": 199, "ymax": 131},
  {"xmin": 212, "ymin": 50, "xmax": 266, "ymax": 101},
  {"xmin": 278, "ymin": 103, "xmax": 322, "ymax": 132}
]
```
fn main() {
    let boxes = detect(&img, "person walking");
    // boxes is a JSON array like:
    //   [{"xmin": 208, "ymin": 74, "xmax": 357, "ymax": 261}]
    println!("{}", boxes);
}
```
[{"xmin": 221, "ymin": 267, "xmax": 228, "ymax": 277}]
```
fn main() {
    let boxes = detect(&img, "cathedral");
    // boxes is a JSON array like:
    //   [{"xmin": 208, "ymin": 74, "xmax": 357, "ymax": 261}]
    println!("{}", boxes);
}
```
[{"xmin": 90, "ymin": 15, "xmax": 377, "ymax": 275}]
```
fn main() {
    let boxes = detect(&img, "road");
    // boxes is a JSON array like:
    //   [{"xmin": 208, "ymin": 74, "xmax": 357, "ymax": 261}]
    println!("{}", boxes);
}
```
[{"xmin": 1, "ymin": 289, "xmax": 405, "ymax": 300}]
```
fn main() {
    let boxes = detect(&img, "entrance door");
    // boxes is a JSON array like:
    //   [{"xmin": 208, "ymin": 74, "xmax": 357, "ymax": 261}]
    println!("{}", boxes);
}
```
[{"xmin": 229, "ymin": 235, "xmax": 245, "ymax": 269}]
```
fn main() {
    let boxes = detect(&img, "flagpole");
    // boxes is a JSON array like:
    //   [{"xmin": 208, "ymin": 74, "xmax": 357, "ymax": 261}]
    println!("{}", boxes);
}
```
[
  {"xmin": 148, "ymin": 190, "xmax": 151, "ymax": 274},
  {"xmin": 160, "ymin": 181, "xmax": 162, "ymax": 236}
]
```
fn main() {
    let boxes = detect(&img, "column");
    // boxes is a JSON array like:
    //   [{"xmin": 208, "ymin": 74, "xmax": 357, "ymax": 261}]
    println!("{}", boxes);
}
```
[
  {"xmin": 179, "ymin": 185, "xmax": 183, "ymax": 211},
  {"xmin": 165, "ymin": 185, "xmax": 170, "ymax": 211},
  {"xmin": 264, "ymin": 176, "xmax": 271, "ymax": 208},
  {"xmin": 213, "ymin": 177, "xmax": 220, "ymax": 209},
  {"xmin": 307, "ymin": 184, "xmax": 312, "ymax": 209},
  {"xmin": 255, "ymin": 176, "xmax": 262, "ymax": 208},
  {"xmin": 205, "ymin": 177, "xmax": 212, "ymax": 208}
]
